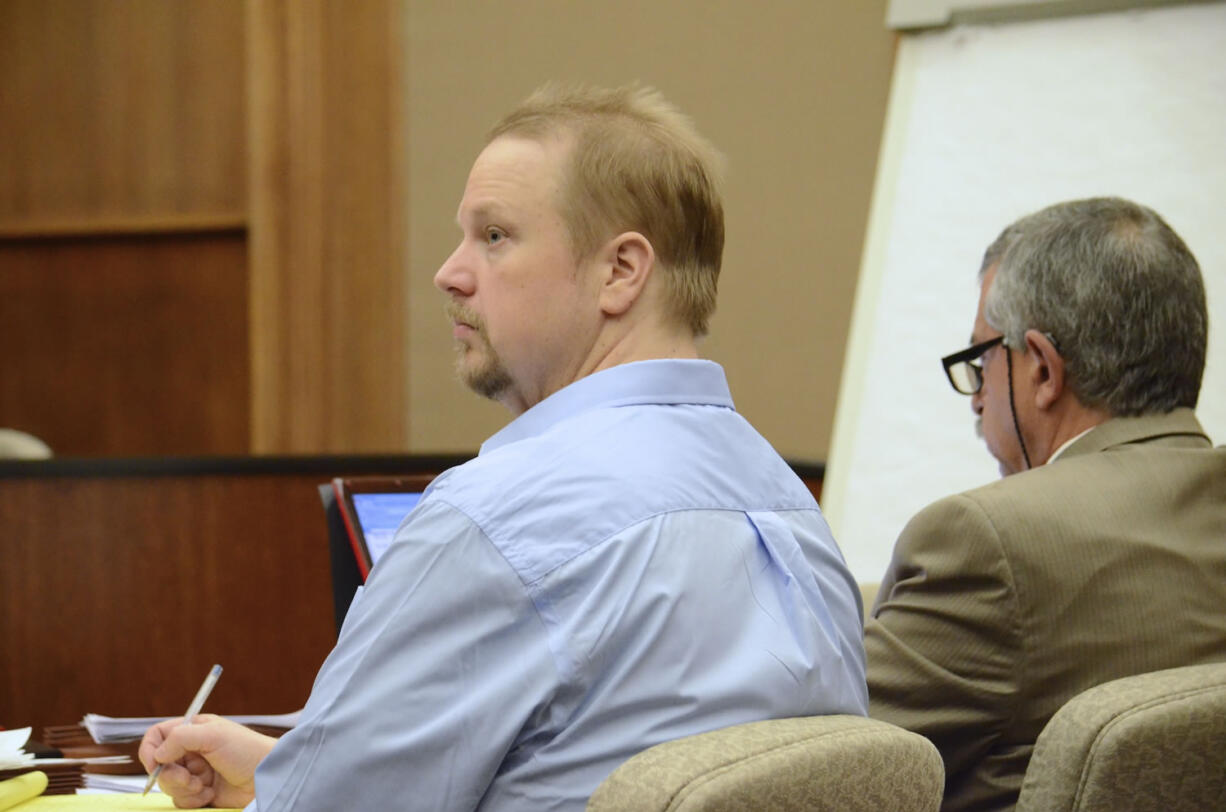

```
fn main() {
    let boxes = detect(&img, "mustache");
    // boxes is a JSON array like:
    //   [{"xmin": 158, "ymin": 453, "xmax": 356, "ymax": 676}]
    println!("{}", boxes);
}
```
[
  {"xmin": 974, "ymin": 417, "xmax": 983, "ymax": 439},
  {"xmin": 445, "ymin": 302, "xmax": 484, "ymax": 332}
]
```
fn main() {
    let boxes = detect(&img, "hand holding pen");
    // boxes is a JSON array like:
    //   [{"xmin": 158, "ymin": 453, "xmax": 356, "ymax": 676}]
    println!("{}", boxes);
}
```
[
  {"xmin": 143, "ymin": 664, "xmax": 224, "ymax": 794},
  {"xmin": 138, "ymin": 665, "xmax": 278, "ymax": 810}
]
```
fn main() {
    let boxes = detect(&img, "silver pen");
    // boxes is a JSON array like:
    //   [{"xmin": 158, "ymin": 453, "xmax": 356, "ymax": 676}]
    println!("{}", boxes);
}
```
[{"xmin": 144, "ymin": 664, "xmax": 224, "ymax": 795}]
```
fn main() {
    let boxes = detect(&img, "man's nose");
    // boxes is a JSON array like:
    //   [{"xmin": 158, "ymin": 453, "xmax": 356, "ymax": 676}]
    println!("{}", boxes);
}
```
[
  {"xmin": 434, "ymin": 244, "xmax": 472, "ymax": 296},
  {"xmin": 971, "ymin": 388, "xmax": 984, "ymax": 416}
]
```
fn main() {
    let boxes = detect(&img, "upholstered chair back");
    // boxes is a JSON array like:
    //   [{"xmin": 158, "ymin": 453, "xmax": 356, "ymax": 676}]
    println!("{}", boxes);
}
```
[
  {"xmin": 1017, "ymin": 661, "xmax": 1226, "ymax": 812},
  {"xmin": 587, "ymin": 714, "xmax": 943, "ymax": 812}
]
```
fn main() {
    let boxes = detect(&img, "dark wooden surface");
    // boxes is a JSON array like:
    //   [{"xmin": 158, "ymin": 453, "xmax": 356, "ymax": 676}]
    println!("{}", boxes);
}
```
[
  {"xmin": 0, "ymin": 457, "xmax": 466, "ymax": 735},
  {"xmin": 0, "ymin": 455, "xmax": 820, "ymax": 735},
  {"xmin": 0, "ymin": 233, "xmax": 249, "ymax": 456},
  {"xmin": 0, "ymin": 472, "xmax": 329, "ymax": 734}
]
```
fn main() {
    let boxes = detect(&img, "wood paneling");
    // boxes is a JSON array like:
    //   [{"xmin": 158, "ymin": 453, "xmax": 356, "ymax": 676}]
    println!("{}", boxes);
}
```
[
  {"xmin": 247, "ymin": 0, "xmax": 407, "ymax": 453},
  {"xmin": 0, "ymin": 470, "xmax": 336, "ymax": 734},
  {"xmin": 0, "ymin": 0, "xmax": 246, "ymax": 225},
  {"xmin": 0, "ymin": 234, "xmax": 250, "ymax": 456},
  {"xmin": 0, "ymin": 0, "xmax": 251, "ymax": 458}
]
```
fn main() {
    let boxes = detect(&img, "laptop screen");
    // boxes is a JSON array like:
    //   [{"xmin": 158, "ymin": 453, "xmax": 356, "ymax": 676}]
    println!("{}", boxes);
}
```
[
  {"xmin": 332, "ymin": 475, "xmax": 437, "ymax": 580},
  {"xmin": 321, "ymin": 466, "xmax": 469, "ymax": 636},
  {"xmin": 351, "ymin": 491, "xmax": 424, "ymax": 566}
]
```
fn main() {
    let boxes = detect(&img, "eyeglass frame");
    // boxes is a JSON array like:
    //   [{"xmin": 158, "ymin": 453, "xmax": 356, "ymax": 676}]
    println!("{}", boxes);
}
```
[
  {"xmin": 941, "ymin": 335, "xmax": 1005, "ymax": 395},
  {"xmin": 941, "ymin": 332, "xmax": 1060, "ymax": 395}
]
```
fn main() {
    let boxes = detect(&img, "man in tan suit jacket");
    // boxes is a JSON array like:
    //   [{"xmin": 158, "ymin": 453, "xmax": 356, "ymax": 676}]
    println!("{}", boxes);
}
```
[{"xmin": 865, "ymin": 197, "xmax": 1226, "ymax": 811}]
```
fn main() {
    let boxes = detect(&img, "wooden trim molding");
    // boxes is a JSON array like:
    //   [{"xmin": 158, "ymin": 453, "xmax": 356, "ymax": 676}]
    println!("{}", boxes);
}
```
[{"xmin": 0, "ymin": 213, "xmax": 246, "ymax": 240}]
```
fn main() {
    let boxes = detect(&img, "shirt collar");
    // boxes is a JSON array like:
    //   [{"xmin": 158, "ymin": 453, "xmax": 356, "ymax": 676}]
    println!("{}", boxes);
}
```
[
  {"xmin": 480, "ymin": 359, "xmax": 734, "ymax": 455},
  {"xmin": 1046, "ymin": 427, "xmax": 1095, "ymax": 464}
]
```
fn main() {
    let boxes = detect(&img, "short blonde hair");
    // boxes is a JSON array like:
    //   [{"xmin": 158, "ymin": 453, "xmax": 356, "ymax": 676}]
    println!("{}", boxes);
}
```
[{"xmin": 488, "ymin": 83, "xmax": 725, "ymax": 336}]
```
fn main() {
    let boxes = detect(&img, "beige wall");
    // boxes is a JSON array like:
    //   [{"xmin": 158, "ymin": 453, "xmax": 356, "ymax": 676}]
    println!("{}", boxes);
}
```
[{"xmin": 404, "ymin": 1, "xmax": 895, "ymax": 460}]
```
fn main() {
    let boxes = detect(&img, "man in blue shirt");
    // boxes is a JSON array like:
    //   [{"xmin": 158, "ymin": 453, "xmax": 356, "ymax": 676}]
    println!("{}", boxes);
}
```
[{"xmin": 140, "ymin": 83, "xmax": 867, "ymax": 811}]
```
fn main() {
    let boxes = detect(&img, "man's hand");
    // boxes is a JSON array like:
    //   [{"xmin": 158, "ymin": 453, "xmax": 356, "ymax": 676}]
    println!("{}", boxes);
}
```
[{"xmin": 138, "ymin": 714, "xmax": 277, "ymax": 809}]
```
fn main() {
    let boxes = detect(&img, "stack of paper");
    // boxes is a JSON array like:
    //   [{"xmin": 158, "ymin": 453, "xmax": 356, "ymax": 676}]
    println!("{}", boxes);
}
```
[
  {"xmin": 82, "ymin": 712, "xmax": 300, "ymax": 744},
  {"xmin": 0, "ymin": 728, "xmax": 128, "ymax": 796},
  {"xmin": 80, "ymin": 774, "xmax": 154, "ymax": 794},
  {"xmin": 0, "ymin": 730, "xmax": 35, "ymax": 772}
]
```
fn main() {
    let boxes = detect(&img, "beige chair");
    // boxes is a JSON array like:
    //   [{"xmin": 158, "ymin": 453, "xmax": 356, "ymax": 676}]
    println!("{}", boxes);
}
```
[
  {"xmin": 1017, "ymin": 661, "xmax": 1226, "ymax": 812},
  {"xmin": 587, "ymin": 715, "xmax": 943, "ymax": 812}
]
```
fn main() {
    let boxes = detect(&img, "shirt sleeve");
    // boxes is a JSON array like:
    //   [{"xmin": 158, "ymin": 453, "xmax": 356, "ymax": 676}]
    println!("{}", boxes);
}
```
[
  {"xmin": 251, "ymin": 499, "xmax": 560, "ymax": 812},
  {"xmin": 864, "ymin": 493, "xmax": 1023, "ymax": 795}
]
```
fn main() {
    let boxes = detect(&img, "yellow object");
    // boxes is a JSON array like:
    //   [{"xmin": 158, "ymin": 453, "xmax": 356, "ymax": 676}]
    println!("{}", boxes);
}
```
[
  {"xmin": 8, "ymin": 792, "xmax": 240, "ymax": 811},
  {"xmin": 0, "ymin": 771, "xmax": 48, "ymax": 811}
]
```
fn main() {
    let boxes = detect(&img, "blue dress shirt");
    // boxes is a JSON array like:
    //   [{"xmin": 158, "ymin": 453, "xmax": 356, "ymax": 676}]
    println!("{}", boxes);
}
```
[{"xmin": 248, "ymin": 359, "xmax": 867, "ymax": 811}]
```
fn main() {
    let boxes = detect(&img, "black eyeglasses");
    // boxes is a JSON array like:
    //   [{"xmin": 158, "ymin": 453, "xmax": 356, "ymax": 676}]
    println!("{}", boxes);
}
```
[{"xmin": 941, "ymin": 336, "xmax": 1005, "ymax": 395}]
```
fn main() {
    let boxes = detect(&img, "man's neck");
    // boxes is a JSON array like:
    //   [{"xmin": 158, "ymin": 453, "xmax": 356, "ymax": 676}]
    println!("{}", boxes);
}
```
[
  {"xmin": 498, "ymin": 319, "xmax": 699, "ymax": 416},
  {"xmin": 585, "ymin": 317, "xmax": 699, "ymax": 378},
  {"xmin": 1032, "ymin": 402, "xmax": 1111, "ymax": 466}
]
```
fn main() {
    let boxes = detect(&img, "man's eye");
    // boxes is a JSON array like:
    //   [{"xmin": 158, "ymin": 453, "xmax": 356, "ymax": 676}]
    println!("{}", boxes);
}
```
[{"xmin": 485, "ymin": 228, "xmax": 506, "ymax": 245}]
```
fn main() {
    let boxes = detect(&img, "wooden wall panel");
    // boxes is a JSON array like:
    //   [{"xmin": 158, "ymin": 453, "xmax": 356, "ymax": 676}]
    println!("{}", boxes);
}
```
[
  {"xmin": 0, "ymin": 234, "xmax": 250, "ymax": 456},
  {"xmin": 248, "ymin": 0, "xmax": 407, "ymax": 454},
  {"xmin": 0, "ymin": 471, "xmax": 336, "ymax": 734},
  {"xmin": 0, "ymin": 0, "xmax": 250, "ymax": 458},
  {"xmin": 0, "ymin": 0, "xmax": 246, "ymax": 227}
]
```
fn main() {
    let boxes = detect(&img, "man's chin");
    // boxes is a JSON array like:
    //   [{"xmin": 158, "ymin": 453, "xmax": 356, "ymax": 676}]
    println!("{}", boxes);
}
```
[
  {"xmin": 458, "ymin": 359, "xmax": 513, "ymax": 402},
  {"xmin": 994, "ymin": 452, "xmax": 1026, "ymax": 478}
]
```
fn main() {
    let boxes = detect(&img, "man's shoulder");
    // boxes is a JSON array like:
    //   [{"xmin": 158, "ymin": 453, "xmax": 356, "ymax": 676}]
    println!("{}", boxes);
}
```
[
  {"xmin": 421, "ymin": 400, "xmax": 821, "ymax": 582},
  {"xmin": 436, "ymin": 399, "xmax": 814, "ymax": 513},
  {"xmin": 956, "ymin": 453, "xmax": 1109, "ymax": 510},
  {"xmin": 908, "ymin": 451, "xmax": 1144, "ymax": 545},
  {"xmin": 905, "ymin": 427, "xmax": 1225, "ymax": 561},
  {"xmin": 909, "ymin": 459, "xmax": 1092, "ymax": 525},
  {"xmin": 952, "ymin": 423, "xmax": 1222, "ymax": 515}
]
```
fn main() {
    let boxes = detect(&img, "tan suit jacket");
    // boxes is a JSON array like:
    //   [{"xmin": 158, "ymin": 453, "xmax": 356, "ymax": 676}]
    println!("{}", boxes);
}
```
[{"xmin": 865, "ymin": 409, "xmax": 1226, "ymax": 811}]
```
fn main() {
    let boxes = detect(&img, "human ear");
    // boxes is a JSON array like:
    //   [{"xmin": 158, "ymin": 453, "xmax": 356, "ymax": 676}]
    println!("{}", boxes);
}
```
[
  {"xmin": 1025, "ymin": 329, "xmax": 1064, "ymax": 410},
  {"xmin": 598, "ymin": 232, "xmax": 655, "ymax": 317}
]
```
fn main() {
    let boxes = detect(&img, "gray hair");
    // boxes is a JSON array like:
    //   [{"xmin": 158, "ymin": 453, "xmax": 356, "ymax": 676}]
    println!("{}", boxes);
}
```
[{"xmin": 979, "ymin": 197, "xmax": 1207, "ymax": 416}]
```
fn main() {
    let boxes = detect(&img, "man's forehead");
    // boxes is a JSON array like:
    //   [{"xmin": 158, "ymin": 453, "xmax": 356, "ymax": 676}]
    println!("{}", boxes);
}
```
[
  {"xmin": 472, "ymin": 133, "xmax": 570, "ymax": 183},
  {"xmin": 455, "ymin": 135, "xmax": 565, "ymax": 222}
]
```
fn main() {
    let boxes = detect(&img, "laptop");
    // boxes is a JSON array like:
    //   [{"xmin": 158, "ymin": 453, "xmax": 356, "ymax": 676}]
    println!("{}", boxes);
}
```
[{"xmin": 319, "ymin": 474, "xmax": 435, "ymax": 634}]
